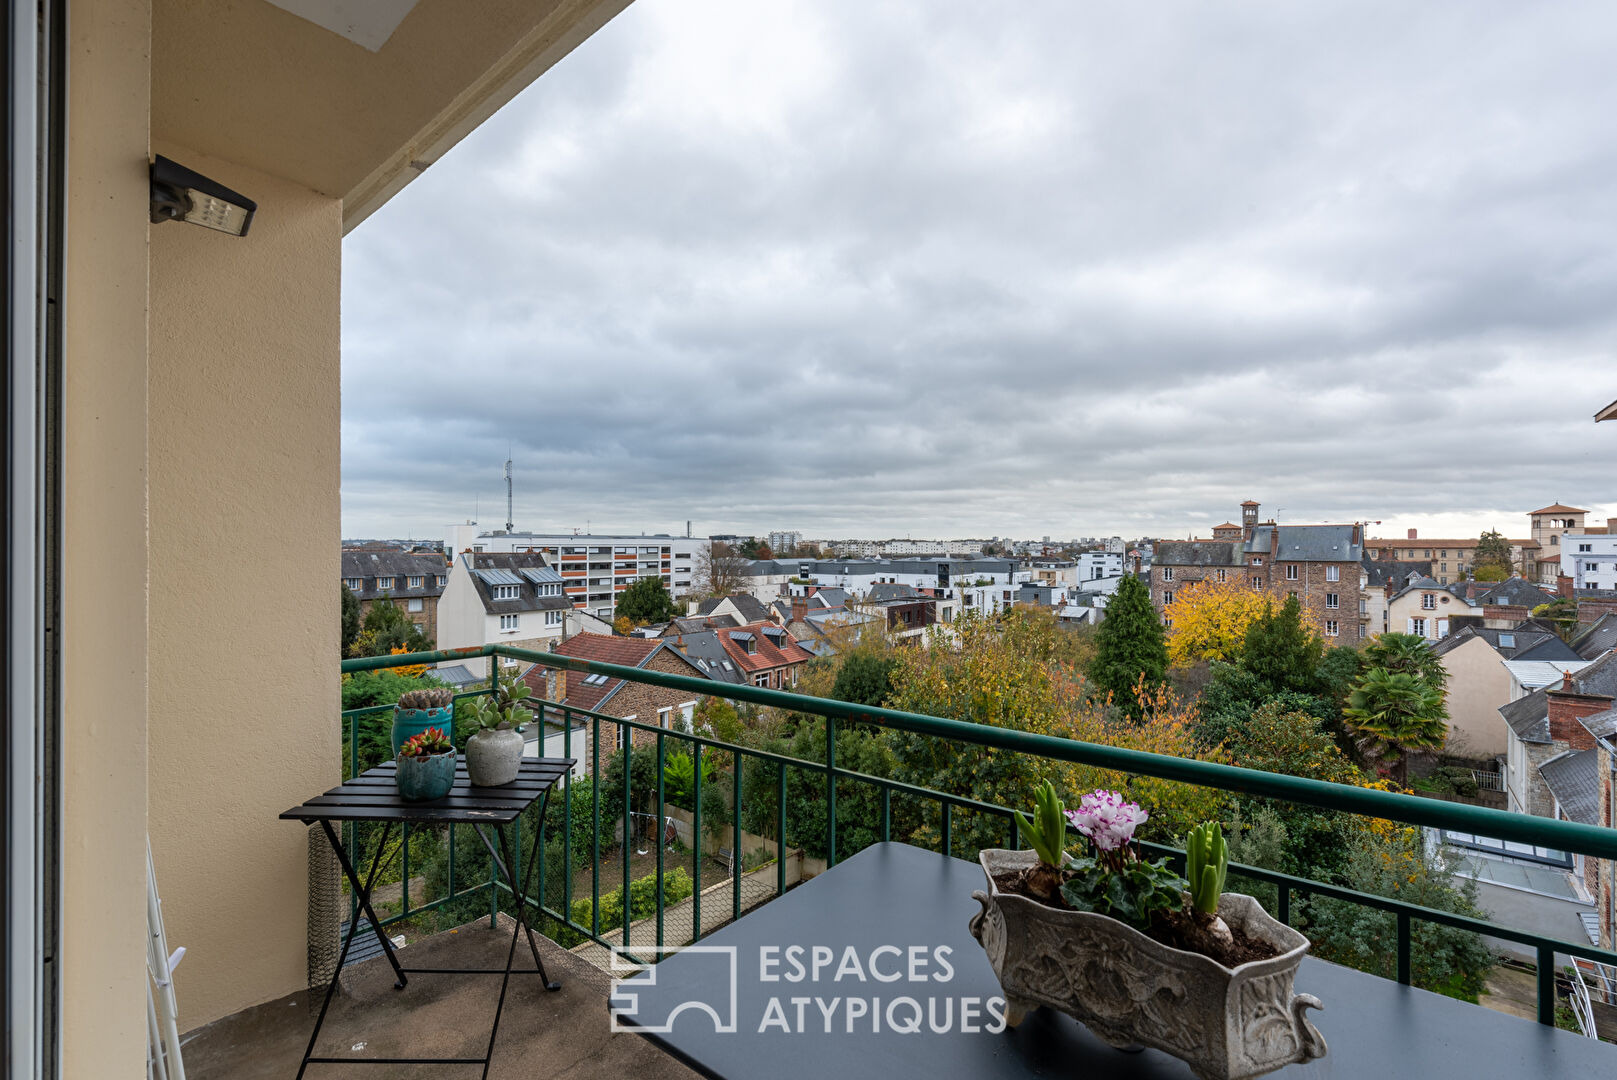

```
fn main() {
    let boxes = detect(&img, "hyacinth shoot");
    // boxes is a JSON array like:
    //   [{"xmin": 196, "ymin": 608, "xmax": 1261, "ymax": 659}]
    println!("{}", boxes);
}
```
[{"xmin": 1066, "ymin": 789, "xmax": 1148, "ymax": 852}]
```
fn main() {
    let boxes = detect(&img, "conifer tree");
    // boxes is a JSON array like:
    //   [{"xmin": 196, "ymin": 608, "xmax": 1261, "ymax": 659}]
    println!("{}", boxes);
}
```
[{"xmin": 1088, "ymin": 574, "xmax": 1168, "ymax": 716}]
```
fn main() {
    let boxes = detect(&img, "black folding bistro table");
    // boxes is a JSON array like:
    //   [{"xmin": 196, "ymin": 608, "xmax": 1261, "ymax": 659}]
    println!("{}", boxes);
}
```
[{"xmin": 282, "ymin": 756, "xmax": 574, "ymax": 1079}]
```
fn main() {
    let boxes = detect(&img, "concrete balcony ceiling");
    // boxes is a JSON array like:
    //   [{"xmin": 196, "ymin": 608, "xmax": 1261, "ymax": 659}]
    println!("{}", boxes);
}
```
[{"xmin": 152, "ymin": 0, "xmax": 633, "ymax": 229}]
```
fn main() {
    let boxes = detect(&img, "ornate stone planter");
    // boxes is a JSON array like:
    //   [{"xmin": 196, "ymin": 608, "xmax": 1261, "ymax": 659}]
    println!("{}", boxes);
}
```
[
  {"xmin": 970, "ymin": 848, "xmax": 1326, "ymax": 1080},
  {"xmin": 465, "ymin": 726, "xmax": 524, "ymax": 787}
]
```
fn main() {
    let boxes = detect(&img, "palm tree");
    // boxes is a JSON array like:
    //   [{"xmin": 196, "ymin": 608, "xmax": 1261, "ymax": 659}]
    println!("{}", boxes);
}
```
[
  {"xmin": 1343, "ymin": 667, "xmax": 1448, "ymax": 783},
  {"xmin": 1362, "ymin": 633, "xmax": 1446, "ymax": 686}
]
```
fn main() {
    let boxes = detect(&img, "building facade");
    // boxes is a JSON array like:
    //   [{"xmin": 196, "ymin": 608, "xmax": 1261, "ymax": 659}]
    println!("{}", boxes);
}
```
[
  {"xmin": 436, "ymin": 552, "xmax": 575, "ymax": 661},
  {"xmin": 340, "ymin": 550, "xmax": 448, "ymax": 641}
]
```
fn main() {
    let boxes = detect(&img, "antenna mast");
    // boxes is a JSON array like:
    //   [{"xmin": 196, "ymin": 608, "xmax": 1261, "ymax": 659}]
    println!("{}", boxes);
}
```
[{"xmin": 504, "ymin": 457, "xmax": 514, "ymax": 533}]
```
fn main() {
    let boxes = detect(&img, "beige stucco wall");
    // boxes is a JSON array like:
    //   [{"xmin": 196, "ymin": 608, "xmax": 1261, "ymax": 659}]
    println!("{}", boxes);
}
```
[
  {"xmin": 61, "ymin": 2, "xmax": 153, "ymax": 1076},
  {"xmin": 147, "ymin": 145, "xmax": 342, "ymax": 1031},
  {"xmin": 1438, "ymin": 636, "xmax": 1513, "ymax": 759}
]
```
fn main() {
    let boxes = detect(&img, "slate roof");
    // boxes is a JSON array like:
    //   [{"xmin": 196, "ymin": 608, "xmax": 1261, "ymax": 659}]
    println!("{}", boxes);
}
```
[
  {"xmin": 1269, "ymin": 524, "xmax": 1363, "ymax": 563},
  {"xmin": 341, "ymin": 551, "xmax": 448, "ymax": 600},
  {"xmin": 1572, "ymin": 614, "xmax": 1617, "ymax": 660},
  {"xmin": 461, "ymin": 553, "xmax": 574, "ymax": 616},
  {"xmin": 1361, "ymin": 559, "xmax": 1433, "ymax": 589},
  {"xmin": 694, "ymin": 594, "xmax": 772, "ymax": 624},
  {"xmin": 520, "ymin": 633, "xmax": 708, "ymax": 713},
  {"xmin": 1475, "ymin": 579, "xmax": 1557, "ymax": 610},
  {"xmin": 1153, "ymin": 541, "xmax": 1243, "ymax": 567},
  {"xmin": 1540, "ymin": 750, "xmax": 1599, "ymax": 825},
  {"xmin": 666, "ymin": 629, "xmax": 744, "ymax": 683},
  {"xmin": 867, "ymin": 583, "xmax": 922, "ymax": 601},
  {"xmin": 1501, "ymin": 651, "xmax": 1617, "ymax": 743},
  {"xmin": 1581, "ymin": 707, "xmax": 1617, "ymax": 743},
  {"xmin": 1431, "ymin": 625, "xmax": 1579, "ymax": 662}
]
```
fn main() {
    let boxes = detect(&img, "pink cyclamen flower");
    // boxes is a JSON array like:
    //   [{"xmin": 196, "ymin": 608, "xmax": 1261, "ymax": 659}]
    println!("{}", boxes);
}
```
[{"xmin": 1065, "ymin": 789, "xmax": 1148, "ymax": 851}]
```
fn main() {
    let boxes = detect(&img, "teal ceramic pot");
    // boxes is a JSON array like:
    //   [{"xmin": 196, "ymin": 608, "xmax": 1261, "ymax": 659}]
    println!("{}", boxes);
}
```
[
  {"xmin": 392, "ymin": 705, "xmax": 452, "ymax": 757},
  {"xmin": 395, "ymin": 750, "xmax": 456, "ymax": 802}
]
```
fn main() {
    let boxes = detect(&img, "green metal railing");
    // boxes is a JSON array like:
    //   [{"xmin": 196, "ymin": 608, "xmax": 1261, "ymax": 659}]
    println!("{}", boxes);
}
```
[{"xmin": 340, "ymin": 643, "xmax": 1617, "ymax": 1028}]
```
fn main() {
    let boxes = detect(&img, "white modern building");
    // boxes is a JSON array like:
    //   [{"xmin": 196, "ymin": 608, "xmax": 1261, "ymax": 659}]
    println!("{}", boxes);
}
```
[
  {"xmin": 1564, "ymin": 534, "xmax": 1617, "ymax": 590},
  {"xmin": 799, "ymin": 558, "xmax": 1030, "ymax": 615},
  {"xmin": 444, "ymin": 525, "xmax": 709, "ymax": 613},
  {"xmin": 1076, "ymin": 551, "xmax": 1125, "ymax": 581}
]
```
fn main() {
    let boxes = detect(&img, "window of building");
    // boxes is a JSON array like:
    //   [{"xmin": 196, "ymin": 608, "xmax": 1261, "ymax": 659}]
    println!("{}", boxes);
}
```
[
  {"xmin": 1498, "ymin": 633, "xmax": 1515, "ymax": 648},
  {"xmin": 1285, "ymin": 564, "xmax": 1298, "ymax": 580},
  {"xmin": 1162, "ymin": 590, "xmax": 1174, "ymax": 606},
  {"xmin": 1421, "ymin": 593, "xmax": 1436, "ymax": 610},
  {"xmin": 1163, "ymin": 617, "xmax": 1173, "ymax": 628},
  {"xmin": 1325, "ymin": 620, "xmax": 1339, "ymax": 637},
  {"xmin": 1215, "ymin": 569, "xmax": 1226, "ymax": 583},
  {"xmin": 407, "ymin": 598, "xmax": 423, "ymax": 613},
  {"xmin": 378, "ymin": 577, "xmax": 394, "ymax": 590},
  {"xmin": 1288, "ymin": 591, "xmax": 1298, "ymax": 601},
  {"xmin": 1412, "ymin": 617, "xmax": 1427, "ymax": 636},
  {"xmin": 1251, "ymin": 558, "xmax": 1263, "ymax": 566},
  {"xmin": 1250, "ymin": 576, "xmax": 1262, "ymax": 588},
  {"xmin": 436, "ymin": 575, "xmax": 447, "ymax": 587},
  {"xmin": 1551, "ymin": 535, "xmax": 1559, "ymax": 546},
  {"xmin": 1326, "ymin": 565, "xmax": 1341, "ymax": 582},
  {"xmin": 753, "ymin": 672, "xmax": 771, "ymax": 688},
  {"xmin": 1161, "ymin": 567, "xmax": 1173, "ymax": 581},
  {"xmin": 499, "ymin": 614, "xmax": 519, "ymax": 631},
  {"xmin": 492, "ymin": 584, "xmax": 519, "ymax": 600},
  {"xmin": 344, "ymin": 577, "xmax": 362, "ymax": 591},
  {"xmin": 1423, "ymin": 550, "xmax": 1431, "ymax": 558},
  {"xmin": 1579, "ymin": 543, "xmax": 1592, "ymax": 552},
  {"xmin": 1325, "ymin": 593, "xmax": 1338, "ymax": 609},
  {"xmin": 545, "ymin": 610, "xmax": 563, "ymax": 627},
  {"xmin": 408, "ymin": 576, "xmax": 423, "ymax": 589}
]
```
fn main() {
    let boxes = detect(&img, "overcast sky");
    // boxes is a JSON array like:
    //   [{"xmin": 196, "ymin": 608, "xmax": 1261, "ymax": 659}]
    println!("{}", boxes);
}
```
[{"xmin": 342, "ymin": 0, "xmax": 1616, "ymax": 544}]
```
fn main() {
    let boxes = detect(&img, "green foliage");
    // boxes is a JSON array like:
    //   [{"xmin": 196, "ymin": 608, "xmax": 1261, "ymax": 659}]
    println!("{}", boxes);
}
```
[
  {"xmin": 1060, "ymin": 855, "xmax": 1186, "ymax": 930},
  {"xmin": 693, "ymin": 697, "xmax": 745, "ymax": 742},
  {"xmin": 829, "ymin": 650, "xmax": 897, "ymax": 708},
  {"xmin": 341, "ymin": 669, "xmax": 448, "ymax": 711},
  {"xmin": 460, "ymin": 671, "xmax": 534, "ymax": 735},
  {"xmin": 351, "ymin": 596, "xmax": 433, "ymax": 657},
  {"xmin": 738, "ymin": 717, "xmax": 893, "ymax": 862},
  {"xmin": 341, "ymin": 669, "xmax": 450, "ymax": 778},
  {"xmin": 1532, "ymin": 598, "xmax": 1579, "ymax": 641},
  {"xmin": 616, "ymin": 577, "xmax": 680, "ymax": 624},
  {"xmin": 1012, "ymin": 780, "xmax": 1070, "ymax": 869},
  {"xmin": 1473, "ymin": 529, "xmax": 1514, "ymax": 579},
  {"xmin": 1088, "ymin": 575, "xmax": 1168, "ymax": 716},
  {"xmin": 1239, "ymin": 596, "xmax": 1324, "ymax": 697},
  {"xmin": 1363, "ymin": 634, "xmax": 1446, "ymax": 686},
  {"xmin": 557, "ymin": 867, "xmax": 695, "ymax": 946},
  {"xmin": 600, "ymin": 745, "xmax": 664, "ymax": 818},
  {"xmin": 1343, "ymin": 667, "xmax": 1449, "ymax": 779},
  {"xmin": 663, "ymin": 748, "xmax": 717, "ymax": 812},
  {"xmin": 341, "ymin": 585, "xmax": 361, "ymax": 655},
  {"xmin": 1185, "ymin": 821, "xmax": 1228, "ymax": 915}
]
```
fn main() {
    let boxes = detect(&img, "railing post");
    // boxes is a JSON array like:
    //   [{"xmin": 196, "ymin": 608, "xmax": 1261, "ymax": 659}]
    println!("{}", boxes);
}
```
[
  {"xmin": 401, "ymin": 823, "xmax": 410, "ymax": 915},
  {"xmin": 825, "ymin": 717, "xmax": 837, "ymax": 867},
  {"xmin": 656, "ymin": 730, "xmax": 666, "ymax": 949},
  {"xmin": 592, "ymin": 719, "xmax": 600, "ymax": 939},
  {"xmin": 563, "ymin": 707, "xmax": 572, "ymax": 918},
  {"xmin": 733, "ymin": 751, "xmax": 743, "ymax": 922},
  {"xmin": 941, "ymin": 802, "xmax": 952, "ymax": 859},
  {"xmin": 622, "ymin": 734, "xmax": 632, "ymax": 947},
  {"xmin": 693, "ymin": 742, "xmax": 703, "ymax": 941},
  {"xmin": 1538, "ymin": 946, "xmax": 1556, "ymax": 1026},
  {"xmin": 776, "ymin": 761, "xmax": 787, "ymax": 897},
  {"xmin": 882, "ymin": 788, "xmax": 892, "ymax": 844},
  {"xmin": 1397, "ymin": 912, "xmax": 1411, "ymax": 985}
]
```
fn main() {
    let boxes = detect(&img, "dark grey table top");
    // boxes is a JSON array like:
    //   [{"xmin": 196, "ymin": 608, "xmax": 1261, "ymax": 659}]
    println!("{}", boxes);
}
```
[
  {"xmin": 615, "ymin": 842, "xmax": 1609, "ymax": 1079},
  {"xmin": 280, "ymin": 757, "xmax": 573, "ymax": 826}
]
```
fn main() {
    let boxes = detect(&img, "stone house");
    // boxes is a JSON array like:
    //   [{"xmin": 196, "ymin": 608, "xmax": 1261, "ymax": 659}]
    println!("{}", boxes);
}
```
[
  {"xmin": 1500, "ymin": 653, "xmax": 1617, "ymax": 819},
  {"xmin": 521, "ymin": 634, "xmax": 710, "ymax": 758},
  {"xmin": 341, "ymin": 550, "xmax": 448, "ymax": 640}
]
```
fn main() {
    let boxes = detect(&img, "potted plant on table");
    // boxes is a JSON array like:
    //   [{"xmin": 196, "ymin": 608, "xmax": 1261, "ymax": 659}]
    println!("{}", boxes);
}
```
[
  {"xmin": 459, "ymin": 672, "xmax": 533, "ymax": 787},
  {"xmin": 394, "ymin": 727, "xmax": 456, "ymax": 802},
  {"xmin": 392, "ymin": 687, "xmax": 454, "ymax": 757},
  {"xmin": 970, "ymin": 782, "xmax": 1326, "ymax": 1080}
]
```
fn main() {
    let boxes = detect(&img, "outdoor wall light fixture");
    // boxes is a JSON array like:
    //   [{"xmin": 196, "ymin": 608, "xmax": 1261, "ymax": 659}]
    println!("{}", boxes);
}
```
[{"xmin": 149, "ymin": 155, "xmax": 257, "ymax": 237}]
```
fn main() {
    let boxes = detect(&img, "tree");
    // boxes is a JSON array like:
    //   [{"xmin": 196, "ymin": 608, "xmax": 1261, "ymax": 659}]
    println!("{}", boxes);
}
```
[
  {"xmin": 694, "ymin": 542, "xmax": 749, "ymax": 598},
  {"xmin": 350, "ymin": 596, "xmax": 432, "ymax": 657},
  {"xmin": 1239, "ymin": 596, "xmax": 1324, "ymax": 697},
  {"xmin": 616, "ymin": 576, "xmax": 679, "ymax": 624},
  {"xmin": 1087, "ymin": 574, "xmax": 1167, "ymax": 716},
  {"xmin": 1362, "ymin": 633, "xmax": 1445, "ymax": 685},
  {"xmin": 1343, "ymin": 667, "xmax": 1449, "ymax": 782},
  {"xmin": 341, "ymin": 584, "xmax": 361, "ymax": 656},
  {"xmin": 1472, "ymin": 530, "xmax": 1514, "ymax": 580},
  {"xmin": 829, "ymin": 650, "xmax": 897, "ymax": 708},
  {"xmin": 1163, "ymin": 578, "xmax": 1275, "ymax": 666}
]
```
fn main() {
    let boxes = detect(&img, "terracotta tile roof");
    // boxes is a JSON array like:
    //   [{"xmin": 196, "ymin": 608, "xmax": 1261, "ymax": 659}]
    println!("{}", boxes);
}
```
[
  {"xmin": 521, "ymin": 634, "xmax": 664, "ymax": 713},
  {"xmin": 1529, "ymin": 504, "xmax": 1589, "ymax": 516},
  {"xmin": 715, "ymin": 621, "xmax": 815, "ymax": 673}
]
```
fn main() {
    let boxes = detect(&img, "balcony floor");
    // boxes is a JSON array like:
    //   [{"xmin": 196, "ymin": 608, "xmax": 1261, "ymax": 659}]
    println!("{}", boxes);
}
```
[{"xmin": 182, "ymin": 914, "xmax": 698, "ymax": 1079}]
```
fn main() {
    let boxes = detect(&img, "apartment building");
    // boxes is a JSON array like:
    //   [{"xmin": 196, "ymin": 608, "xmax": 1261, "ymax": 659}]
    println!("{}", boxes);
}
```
[
  {"xmin": 340, "ymin": 550, "xmax": 448, "ymax": 640},
  {"xmin": 444, "ymin": 525, "xmax": 707, "ymax": 618},
  {"xmin": 1564, "ymin": 533, "xmax": 1617, "ymax": 591}
]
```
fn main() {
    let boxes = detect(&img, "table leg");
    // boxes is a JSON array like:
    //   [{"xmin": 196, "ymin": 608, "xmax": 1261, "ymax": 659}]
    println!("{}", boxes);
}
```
[
  {"xmin": 297, "ymin": 820, "xmax": 402, "ymax": 1080},
  {"xmin": 471, "ymin": 798, "xmax": 559, "ymax": 991},
  {"xmin": 319, "ymin": 819, "xmax": 407, "ymax": 990}
]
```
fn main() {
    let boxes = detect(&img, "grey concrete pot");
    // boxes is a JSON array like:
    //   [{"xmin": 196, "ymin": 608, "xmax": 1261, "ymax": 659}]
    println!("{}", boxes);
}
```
[
  {"xmin": 970, "ymin": 849, "xmax": 1325, "ymax": 1080},
  {"xmin": 465, "ymin": 726, "xmax": 524, "ymax": 787}
]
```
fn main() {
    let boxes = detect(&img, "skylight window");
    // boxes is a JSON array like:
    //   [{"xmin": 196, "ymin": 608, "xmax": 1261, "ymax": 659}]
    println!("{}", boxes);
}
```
[{"xmin": 582, "ymin": 673, "xmax": 610, "ymax": 686}]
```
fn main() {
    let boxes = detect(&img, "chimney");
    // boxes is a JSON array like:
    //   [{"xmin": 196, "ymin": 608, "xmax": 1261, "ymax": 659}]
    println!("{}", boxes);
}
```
[
  {"xmin": 1352, "ymin": 523, "xmax": 1362, "ymax": 546},
  {"xmin": 1558, "ymin": 574, "xmax": 1575, "ymax": 600},
  {"xmin": 1609, "ymin": 517, "xmax": 1616, "ymax": 533},
  {"xmin": 1547, "ymin": 677, "xmax": 1611, "ymax": 751},
  {"xmin": 544, "ymin": 666, "xmax": 560, "ymax": 702},
  {"xmin": 791, "ymin": 596, "xmax": 808, "ymax": 624},
  {"xmin": 1407, "ymin": 528, "xmax": 1418, "ymax": 541}
]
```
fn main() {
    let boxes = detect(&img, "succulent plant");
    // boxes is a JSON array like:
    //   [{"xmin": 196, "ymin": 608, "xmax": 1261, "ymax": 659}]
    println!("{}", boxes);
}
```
[
  {"xmin": 461, "ymin": 672, "xmax": 535, "ymax": 735},
  {"xmin": 397, "ymin": 688, "xmax": 453, "ymax": 711},
  {"xmin": 399, "ymin": 726, "xmax": 453, "ymax": 758}
]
